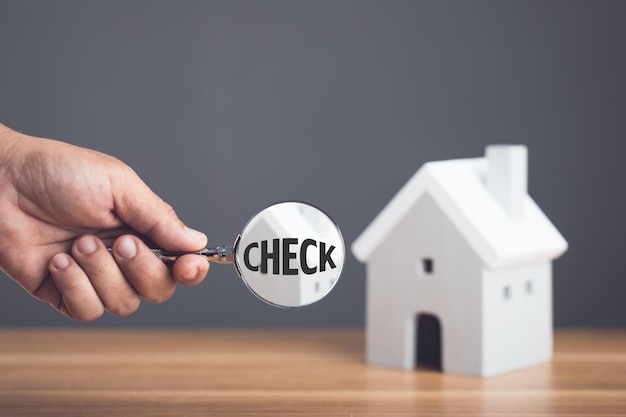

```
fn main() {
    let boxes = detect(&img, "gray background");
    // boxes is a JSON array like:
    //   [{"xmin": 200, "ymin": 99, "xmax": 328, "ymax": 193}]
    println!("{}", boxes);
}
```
[{"xmin": 0, "ymin": 1, "xmax": 624, "ymax": 328}]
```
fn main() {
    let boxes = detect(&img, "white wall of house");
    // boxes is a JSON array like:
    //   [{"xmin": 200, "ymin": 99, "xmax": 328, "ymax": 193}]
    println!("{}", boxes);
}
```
[
  {"xmin": 366, "ymin": 194, "xmax": 484, "ymax": 374},
  {"xmin": 481, "ymin": 261, "xmax": 552, "ymax": 376}
]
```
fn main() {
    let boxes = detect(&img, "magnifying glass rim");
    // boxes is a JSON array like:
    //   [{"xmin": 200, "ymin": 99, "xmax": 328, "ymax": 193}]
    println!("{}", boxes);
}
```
[{"xmin": 233, "ymin": 200, "xmax": 345, "ymax": 309}]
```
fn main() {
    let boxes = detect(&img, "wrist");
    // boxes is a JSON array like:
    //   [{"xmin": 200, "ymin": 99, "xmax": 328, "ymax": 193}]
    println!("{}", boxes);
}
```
[
  {"xmin": 0, "ymin": 123, "xmax": 33, "ymax": 183},
  {"xmin": 0, "ymin": 123, "xmax": 18, "ymax": 149}
]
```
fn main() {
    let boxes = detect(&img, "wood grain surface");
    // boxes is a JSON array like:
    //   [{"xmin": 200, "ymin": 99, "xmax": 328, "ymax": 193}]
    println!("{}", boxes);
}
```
[{"xmin": 0, "ymin": 329, "xmax": 624, "ymax": 416}]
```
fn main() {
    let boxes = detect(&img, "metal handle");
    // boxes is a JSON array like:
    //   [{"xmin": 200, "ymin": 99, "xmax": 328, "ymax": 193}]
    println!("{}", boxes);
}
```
[
  {"xmin": 153, "ymin": 246, "xmax": 235, "ymax": 264},
  {"xmin": 107, "ymin": 246, "xmax": 235, "ymax": 264}
]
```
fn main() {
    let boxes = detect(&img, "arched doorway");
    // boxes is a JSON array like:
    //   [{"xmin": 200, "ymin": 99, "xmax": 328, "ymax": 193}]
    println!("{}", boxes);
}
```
[{"xmin": 415, "ymin": 313, "xmax": 442, "ymax": 371}]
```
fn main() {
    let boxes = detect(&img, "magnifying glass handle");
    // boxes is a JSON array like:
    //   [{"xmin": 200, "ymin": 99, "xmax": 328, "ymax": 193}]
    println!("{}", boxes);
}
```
[
  {"xmin": 107, "ymin": 247, "xmax": 235, "ymax": 264},
  {"xmin": 152, "ymin": 246, "xmax": 235, "ymax": 264}
]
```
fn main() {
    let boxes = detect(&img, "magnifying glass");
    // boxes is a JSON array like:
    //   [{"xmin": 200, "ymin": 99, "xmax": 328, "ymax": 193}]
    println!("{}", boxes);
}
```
[{"xmin": 149, "ymin": 202, "xmax": 345, "ymax": 308}]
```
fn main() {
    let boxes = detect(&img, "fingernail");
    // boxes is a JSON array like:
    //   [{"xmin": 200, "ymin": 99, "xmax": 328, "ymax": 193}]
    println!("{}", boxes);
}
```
[
  {"xmin": 185, "ymin": 227, "xmax": 206, "ymax": 241},
  {"xmin": 52, "ymin": 254, "xmax": 70, "ymax": 270},
  {"xmin": 77, "ymin": 236, "xmax": 97, "ymax": 255},
  {"xmin": 181, "ymin": 267, "xmax": 198, "ymax": 281},
  {"xmin": 116, "ymin": 238, "xmax": 137, "ymax": 260}
]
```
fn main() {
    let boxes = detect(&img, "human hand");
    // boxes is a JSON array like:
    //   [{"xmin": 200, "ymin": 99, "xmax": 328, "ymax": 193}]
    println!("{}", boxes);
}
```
[{"xmin": 0, "ymin": 124, "xmax": 210, "ymax": 321}]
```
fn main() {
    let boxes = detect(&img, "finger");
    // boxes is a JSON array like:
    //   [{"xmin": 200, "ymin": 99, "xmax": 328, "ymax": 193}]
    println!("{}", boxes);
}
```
[
  {"xmin": 112, "ymin": 235, "xmax": 176, "ymax": 304},
  {"xmin": 110, "ymin": 167, "xmax": 207, "ymax": 252},
  {"xmin": 72, "ymin": 235, "xmax": 141, "ymax": 317},
  {"xmin": 172, "ymin": 254, "xmax": 210, "ymax": 287},
  {"xmin": 49, "ymin": 253, "xmax": 104, "ymax": 322},
  {"xmin": 31, "ymin": 276, "xmax": 65, "ymax": 315}
]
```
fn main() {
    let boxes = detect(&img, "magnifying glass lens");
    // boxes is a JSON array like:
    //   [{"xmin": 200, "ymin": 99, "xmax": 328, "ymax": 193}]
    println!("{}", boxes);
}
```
[{"xmin": 235, "ymin": 202, "xmax": 345, "ymax": 308}]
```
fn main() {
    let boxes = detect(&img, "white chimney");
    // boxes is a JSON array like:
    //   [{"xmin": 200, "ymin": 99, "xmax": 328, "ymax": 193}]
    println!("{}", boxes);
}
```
[{"xmin": 486, "ymin": 145, "xmax": 528, "ymax": 220}]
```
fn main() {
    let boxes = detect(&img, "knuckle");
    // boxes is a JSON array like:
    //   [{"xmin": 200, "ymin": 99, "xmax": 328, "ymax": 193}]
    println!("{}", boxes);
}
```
[
  {"xmin": 110, "ymin": 296, "xmax": 141, "ymax": 317},
  {"xmin": 74, "ymin": 306, "xmax": 104, "ymax": 322},
  {"xmin": 125, "ymin": 256, "xmax": 176, "ymax": 304},
  {"xmin": 158, "ymin": 200, "xmax": 177, "ymax": 219},
  {"xmin": 149, "ymin": 283, "xmax": 176, "ymax": 304},
  {"xmin": 133, "ymin": 263, "xmax": 162, "ymax": 287},
  {"xmin": 62, "ymin": 277, "xmax": 85, "ymax": 292}
]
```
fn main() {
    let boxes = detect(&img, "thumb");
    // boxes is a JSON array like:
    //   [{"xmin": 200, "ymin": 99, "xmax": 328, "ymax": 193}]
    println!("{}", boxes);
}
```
[{"xmin": 111, "ymin": 167, "xmax": 207, "ymax": 252}]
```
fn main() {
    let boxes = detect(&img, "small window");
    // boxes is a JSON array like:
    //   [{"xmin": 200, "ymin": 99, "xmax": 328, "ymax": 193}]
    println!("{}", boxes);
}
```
[
  {"xmin": 526, "ymin": 281, "xmax": 533, "ymax": 294},
  {"xmin": 417, "ymin": 258, "xmax": 434, "ymax": 277},
  {"xmin": 423, "ymin": 258, "xmax": 433, "ymax": 274},
  {"xmin": 503, "ymin": 285, "xmax": 511, "ymax": 300}
]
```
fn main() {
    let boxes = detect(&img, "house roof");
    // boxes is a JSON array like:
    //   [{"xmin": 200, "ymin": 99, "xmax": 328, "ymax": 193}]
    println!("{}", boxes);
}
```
[{"xmin": 351, "ymin": 157, "xmax": 568, "ymax": 268}]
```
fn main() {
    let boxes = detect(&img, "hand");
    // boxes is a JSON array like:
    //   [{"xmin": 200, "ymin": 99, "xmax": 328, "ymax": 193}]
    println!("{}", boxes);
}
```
[{"xmin": 0, "ymin": 124, "xmax": 210, "ymax": 321}]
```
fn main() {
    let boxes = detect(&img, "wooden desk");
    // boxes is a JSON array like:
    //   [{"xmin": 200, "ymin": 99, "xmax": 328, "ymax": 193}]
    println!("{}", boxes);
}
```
[{"xmin": 0, "ymin": 329, "xmax": 624, "ymax": 416}]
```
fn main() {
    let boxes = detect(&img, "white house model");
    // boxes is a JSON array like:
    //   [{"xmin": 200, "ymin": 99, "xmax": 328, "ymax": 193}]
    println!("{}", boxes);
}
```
[{"xmin": 352, "ymin": 145, "xmax": 567, "ymax": 377}]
